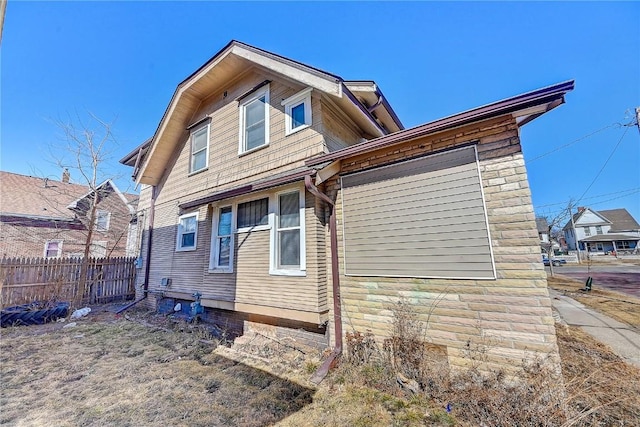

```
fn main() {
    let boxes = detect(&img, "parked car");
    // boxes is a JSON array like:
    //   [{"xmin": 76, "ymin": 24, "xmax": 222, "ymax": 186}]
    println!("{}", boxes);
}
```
[{"xmin": 542, "ymin": 255, "xmax": 566, "ymax": 267}]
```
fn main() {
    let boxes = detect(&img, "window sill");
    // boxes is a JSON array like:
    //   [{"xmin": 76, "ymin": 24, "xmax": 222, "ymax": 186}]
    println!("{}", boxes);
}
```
[
  {"xmin": 236, "ymin": 225, "xmax": 271, "ymax": 233},
  {"xmin": 238, "ymin": 143, "xmax": 269, "ymax": 157},
  {"xmin": 269, "ymin": 269, "xmax": 306, "ymax": 277},
  {"xmin": 208, "ymin": 268, "xmax": 234, "ymax": 274},
  {"xmin": 285, "ymin": 124, "xmax": 310, "ymax": 137},
  {"xmin": 188, "ymin": 167, "xmax": 208, "ymax": 177},
  {"xmin": 175, "ymin": 247, "xmax": 197, "ymax": 252}
]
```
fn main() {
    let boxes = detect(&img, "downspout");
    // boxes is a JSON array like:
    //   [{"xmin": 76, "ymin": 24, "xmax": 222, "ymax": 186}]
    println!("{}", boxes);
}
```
[
  {"xmin": 305, "ymin": 175, "xmax": 343, "ymax": 384},
  {"xmin": 116, "ymin": 185, "xmax": 157, "ymax": 314}
]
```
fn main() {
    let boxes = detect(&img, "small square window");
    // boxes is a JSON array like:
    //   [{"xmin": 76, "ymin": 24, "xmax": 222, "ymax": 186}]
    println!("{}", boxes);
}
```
[
  {"xmin": 595, "ymin": 225, "xmax": 603, "ymax": 235},
  {"xmin": 583, "ymin": 226, "xmax": 591, "ymax": 236},
  {"xmin": 44, "ymin": 240, "xmax": 62, "ymax": 258},
  {"xmin": 282, "ymin": 88, "xmax": 312, "ymax": 136},
  {"xmin": 177, "ymin": 213, "xmax": 198, "ymax": 251}
]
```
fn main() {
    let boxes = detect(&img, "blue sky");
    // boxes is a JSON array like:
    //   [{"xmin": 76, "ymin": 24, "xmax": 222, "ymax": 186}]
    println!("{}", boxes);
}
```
[{"xmin": 2, "ymin": 1, "xmax": 639, "ymax": 223}]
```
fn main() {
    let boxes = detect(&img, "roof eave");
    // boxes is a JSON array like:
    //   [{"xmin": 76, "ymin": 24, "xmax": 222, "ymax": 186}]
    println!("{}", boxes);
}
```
[{"xmin": 306, "ymin": 80, "xmax": 575, "ymax": 167}]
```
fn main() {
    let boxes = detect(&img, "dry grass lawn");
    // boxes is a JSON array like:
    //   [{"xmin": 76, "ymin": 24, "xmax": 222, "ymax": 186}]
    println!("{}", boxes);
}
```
[
  {"xmin": 547, "ymin": 276, "xmax": 640, "ymax": 328},
  {"xmin": 2, "ymin": 305, "xmax": 640, "ymax": 426},
  {"xmin": 0, "ymin": 310, "xmax": 314, "ymax": 427}
]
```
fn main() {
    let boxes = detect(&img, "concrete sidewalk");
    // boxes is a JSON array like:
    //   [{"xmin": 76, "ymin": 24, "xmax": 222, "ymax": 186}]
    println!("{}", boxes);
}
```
[{"xmin": 549, "ymin": 289, "xmax": 640, "ymax": 368}]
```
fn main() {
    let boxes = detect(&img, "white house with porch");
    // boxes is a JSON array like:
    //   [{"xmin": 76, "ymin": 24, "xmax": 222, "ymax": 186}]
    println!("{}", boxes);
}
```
[{"xmin": 563, "ymin": 207, "xmax": 640, "ymax": 254}]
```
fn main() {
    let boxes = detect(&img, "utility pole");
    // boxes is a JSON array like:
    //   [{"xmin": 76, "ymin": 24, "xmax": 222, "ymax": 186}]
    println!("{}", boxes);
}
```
[
  {"xmin": 635, "ymin": 107, "xmax": 640, "ymax": 135},
  {"xmin": 569, "ymin": 206, "xmax": 581, "ymax": 264}
]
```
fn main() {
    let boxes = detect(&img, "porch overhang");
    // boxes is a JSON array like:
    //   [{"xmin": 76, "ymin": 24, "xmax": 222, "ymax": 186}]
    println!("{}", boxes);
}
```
[{"xmin": 178, "ymin": 167, "xmax": 317, "ymax": 211}]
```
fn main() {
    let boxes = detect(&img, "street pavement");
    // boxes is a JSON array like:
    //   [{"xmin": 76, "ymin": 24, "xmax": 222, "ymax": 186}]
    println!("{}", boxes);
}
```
[{"xmin": 550, "ymin": 289, "xmax": 640, "ymax": 367}]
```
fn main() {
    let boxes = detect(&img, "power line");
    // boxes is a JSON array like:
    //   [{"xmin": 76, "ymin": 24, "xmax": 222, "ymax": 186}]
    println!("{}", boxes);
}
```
[
  {"xmin": 576, "ymin": 126, "xmax": 630, "ymax": 204},
  {"xmin": 534, "ymin": 187, "xmax": 640, "ymax": 209},
  {"xmin": 535, "ymin": 189, "xmax": 640, "ymax": 219},
  {"xmin": 527, "ymin": 123, "xmax": 618, "ymax": 163}
]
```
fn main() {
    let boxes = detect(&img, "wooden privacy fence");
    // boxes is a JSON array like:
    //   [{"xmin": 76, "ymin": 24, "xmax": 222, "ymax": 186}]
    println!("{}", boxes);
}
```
[{"xmin": 0, "ymin": 256, "xmax": 137, "ymax": 307}]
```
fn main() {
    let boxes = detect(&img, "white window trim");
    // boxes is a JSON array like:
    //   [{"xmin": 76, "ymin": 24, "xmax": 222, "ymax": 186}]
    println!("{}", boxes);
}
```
[
  {"xmin": 281, "ymin": 87, "xmax": 313, "ymax": 136},
  {"xmin": 176, "ymin": 212, "xmax": 198, "ymax": 252},
  {"xmin": 95, "ymin": 210, "xmax": 111, "ymax": 232},
  {"xmin": 189, "ymin": 124, "xmax": 210, "ymax": 174},
  {"xmin": 270, "ymin": 185, "xmax": 306, "ymax": 276},
  {"xmin": 44, "ymin": 240, "xmax": 63, "ymax": 258},
  {"xmin": 209, "ymin": 205, "xmax": 235, "ymax": 273},
  {"xmin": 238, "ymin": 84, "xmax": 270, "ymax": 155}
]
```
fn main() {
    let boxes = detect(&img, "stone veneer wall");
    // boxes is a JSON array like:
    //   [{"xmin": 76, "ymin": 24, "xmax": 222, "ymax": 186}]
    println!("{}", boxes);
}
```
[{"xmin": 324, "ymin": 116, "xmax": 559, "ymax": 373}]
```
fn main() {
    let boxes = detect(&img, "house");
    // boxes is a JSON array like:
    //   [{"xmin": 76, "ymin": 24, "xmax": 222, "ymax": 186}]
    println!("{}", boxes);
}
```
[
  {"xmin": 0, "ymin": 170, "xmax": 138, "ymax": 259},
  {"xmin": 536, "ymin": 217, "xmax": 561, "ymax": 253},
  {"xmin": 121, "ymin": 40, "xmax": 574, "ymax": 372},
  {"xmin": 563, "ymin": 207, "xmax": 640, "ymax": 254}
]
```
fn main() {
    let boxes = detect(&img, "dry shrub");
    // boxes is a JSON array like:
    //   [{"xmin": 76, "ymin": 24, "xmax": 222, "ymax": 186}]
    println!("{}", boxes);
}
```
[
  {"xmin": 342, "ymin": 298, "xmax": 572, "ymax": 426},
  {"xmin": 558, "ymin": 325, "xmax": 640, "ymax": 425}
]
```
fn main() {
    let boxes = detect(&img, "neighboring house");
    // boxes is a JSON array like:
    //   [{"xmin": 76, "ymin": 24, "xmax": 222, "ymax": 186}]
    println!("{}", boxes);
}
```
[
  {"xmin": 536, "ymin": 217, "xmax": 550, "ymax": 244},
  {"xmin": 536, "ymin": 217, "xmax": 560, "ymax": 253},
  {"xmin": 0, "ymin": 170, "xmax": 138, "ymax": 259},
  {"xmin": 121, "ymin": 40, "xmax": 574, "ymax": 371},
  {"xmin": 563, "ymin": 207, "xmax": 640, "ymax": 253}
]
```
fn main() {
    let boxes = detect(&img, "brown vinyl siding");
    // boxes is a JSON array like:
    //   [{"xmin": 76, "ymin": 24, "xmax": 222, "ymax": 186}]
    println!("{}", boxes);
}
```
[
  {"xmin": 341, "ymin": 146, "xmax": 494, "ymax": 279},
  {"xmin": 146, "ymin": 188, "xmax": 327, "ymax": 315},
  {"xmin": 153, "ymin": 71, "xmax": 325, "ymax": 208},
  {"xmin": 319, "ymin": 98, "xmax": 363, "ymax": 152}
]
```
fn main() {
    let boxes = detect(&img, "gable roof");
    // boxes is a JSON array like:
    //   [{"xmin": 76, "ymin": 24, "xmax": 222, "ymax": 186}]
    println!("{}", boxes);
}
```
[
  {"xmin": 135, "ymin": 40, "xmax": 403, "ymax": 186},
  {"xmin": 599, "ymin": 208, "xmax": 640, "ymax": 232},
  {"xmin": 0, "ymin": 171, "xmax": 136, "ymax": 221},
  {"xmin": 306, "ymin": 80, "xmax": 574, "ymax": 166},
  {"xmin": 535, "ymin": 217, "xmax": 549, "ymax": 233}
]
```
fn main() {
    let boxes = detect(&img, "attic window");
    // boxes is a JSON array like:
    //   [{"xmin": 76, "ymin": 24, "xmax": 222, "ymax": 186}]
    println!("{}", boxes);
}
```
[
  {"xmin": 190, "ymin": 124, "xmax": 209, "ymax": 173},
  {"xmin": 239, "ymin": 84, "xmax": 270, "ymax": 154},
  {"xmin": 282, "ymin": 88, "xmax": 312, "ymax": 136},
  {"xmin": 95, "ymin": 210, "xmax": 111, "ymax": 232}
]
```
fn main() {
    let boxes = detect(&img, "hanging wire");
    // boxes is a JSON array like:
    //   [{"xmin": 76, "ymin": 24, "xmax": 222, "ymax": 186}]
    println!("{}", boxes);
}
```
[{"xmin": 576, "ymin": 126, "xmax": 631, "ymax": 204}]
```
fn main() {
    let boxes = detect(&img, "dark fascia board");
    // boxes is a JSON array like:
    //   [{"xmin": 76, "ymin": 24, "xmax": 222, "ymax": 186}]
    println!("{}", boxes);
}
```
[
  {"xmin": 120, "ymin": 137, "xmax": 152, "ymax": 166},
  {"xmin": 179, "ymin": 168, "xmax": 316, "ymax": 211},
  {"xmin": 306, "ymin": 80, "xmax": 575, "ymax": 167},
  {"xmin": 344, "ymin": 80, "xmax": 404, "ymax": 130}
]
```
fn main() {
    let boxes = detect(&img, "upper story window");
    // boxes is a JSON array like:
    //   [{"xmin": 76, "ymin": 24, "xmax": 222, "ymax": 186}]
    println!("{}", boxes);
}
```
[
  {"xmin": 190, "ymin": 125, "xmax": 209, "ymax": 173},
  {"xmin": 595, "ymin": 225, "xmax": 603, "ymax": 235},
  {"xmin": 95, "ymin": 210, "xmax": 111, "ymax": 232},
  {"xmin": 44, "ymin": 240, "xmax": 62, "ymax": 258},
  {"xmin": 583, "ymin": 226, "xmax": 591, "ymax": 236},
  {"xmin": 239, "ymin": 85, "xmax": 270, "ymax": 154},
  {"xmin": 237, "ymin": 198, "xmax": 269, "ymax": 230},
  {"xmin": 176, "ymin": 212, "xmax": 198, "ymax": 251},
  {"xmin": 281, "ymin": 88, "xmax": 312, "ymax": 136}
]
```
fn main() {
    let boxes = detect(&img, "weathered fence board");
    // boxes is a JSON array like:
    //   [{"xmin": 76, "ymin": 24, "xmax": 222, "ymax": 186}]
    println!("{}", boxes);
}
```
[{"xmin": 1, "ymin": 256, "xmax": 137, "ymax": 307}]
